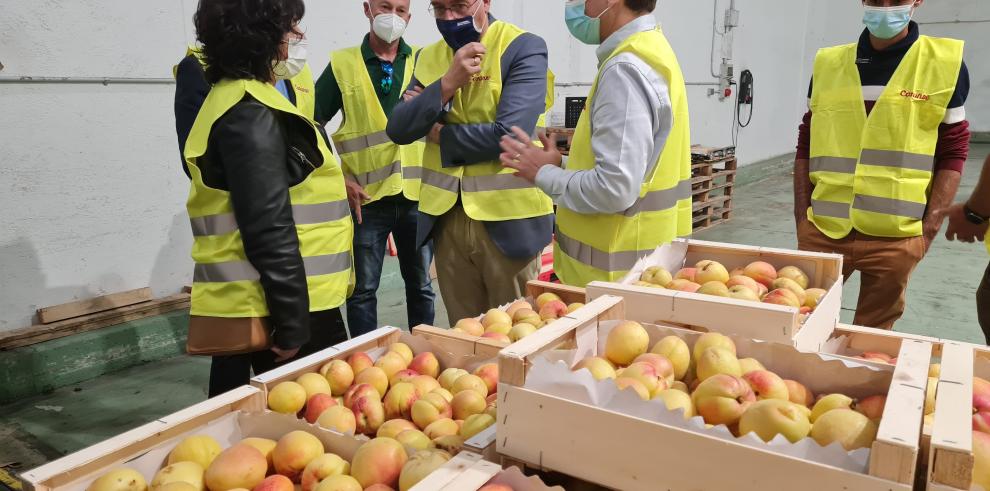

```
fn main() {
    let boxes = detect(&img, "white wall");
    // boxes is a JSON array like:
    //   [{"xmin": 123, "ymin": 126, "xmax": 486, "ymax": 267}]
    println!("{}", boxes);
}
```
[{"xmin": 1, "ymin": 0, "xmax": 986, "ymax": 331}]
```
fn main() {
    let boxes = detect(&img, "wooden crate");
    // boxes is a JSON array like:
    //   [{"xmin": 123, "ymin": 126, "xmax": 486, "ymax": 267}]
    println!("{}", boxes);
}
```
[
  {"xmin": 19, "ymin": 386, "xmax": 364, "ymax": 491},
  {"xmin": 496, "ymin": 295, "xmax": 932, "ymax": 490},
  {"xmin": 928, "ymin": 342, "xmax": 990, "ymax": 490},
  {"xmin": 589, "ymin": 239, "xmax": 844, "ymax": 352},
  {"xmin": 410, "ymin": 451, "xmax": 563, "ymax": 491}
]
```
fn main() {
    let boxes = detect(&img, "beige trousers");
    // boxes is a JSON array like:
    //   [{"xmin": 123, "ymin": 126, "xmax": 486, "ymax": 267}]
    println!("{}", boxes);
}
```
[{"xmin": 434, "ymin": 206, "xmax": 541, "ymax": 324}]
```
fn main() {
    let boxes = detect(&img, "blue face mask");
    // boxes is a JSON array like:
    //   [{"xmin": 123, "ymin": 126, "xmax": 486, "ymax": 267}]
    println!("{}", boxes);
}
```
[
  {"xmin": 565, "ymin": 0, "xmax": 613, "ymax": 45},
  {"xmin": 863, "ymin": 5, "xmax": 913, "ymax": 40},
  {"xmin": 436, "ymin": 1, "xmax": 484, "ymax": 51}
]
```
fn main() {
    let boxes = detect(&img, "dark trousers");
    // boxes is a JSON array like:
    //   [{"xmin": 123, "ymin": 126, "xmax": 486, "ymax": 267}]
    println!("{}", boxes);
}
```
[
  {"xmin": 207, "ymin": 308, "xmax": 348, "ymax": 397},
  {"xmin": 346, "ymin": 195, "xmax": 435, "ymax": 337},
  {"xmin": 978, "ymin": 263, "xmax": 990, "ymax": 344}
]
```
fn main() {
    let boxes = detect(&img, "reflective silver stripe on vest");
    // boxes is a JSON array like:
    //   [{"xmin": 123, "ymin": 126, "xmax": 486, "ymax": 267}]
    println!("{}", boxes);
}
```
[
  {"xmin": 622, "ymin": 179, "xmax": 693, "ymax": 217},
  {"xmin": 190, "ymin": 200, "xmax": 349, "ymax": 237},
  {"xmin": 811, "ymin": 200, "xmax": 851, "ymax": 219},
  {"xmin": 421, "ymin": 168, "xmax": 460, "ymax": 193},
  {"xmin": 853, "ymin": 195, "xmax": 926, "ymax": 220},
  {"xmin": 349, "ymin": 161, "xmax": 401, "ymax": 187},
  {"xmin": 462, "ymin": 173, "xmax": 537, "ymax": 193},
  {"xmin": 334, "ymin": 131, "xmax": 392, "ymax": 155},
  {"xmin": 859, "ymin": 149, "xmax": 934, "ymax": 172},
  {"xmin": 810, "ymin": 156, "xmax": 857, "ymax": 174},
  {"xmin": 556, "ymin": 228, "xmax": 653, "ymax": 273},
  {"xmin": 194, "ymin": 252, "xmax": 351, "ymax": 283},
  {"xmin": 402, "ymin": 166, "xmax": 423, "ymax": 180}
]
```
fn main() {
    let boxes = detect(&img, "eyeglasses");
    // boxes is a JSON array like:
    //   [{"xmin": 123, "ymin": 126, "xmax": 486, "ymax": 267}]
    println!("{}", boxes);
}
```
[
  {"xmin": 380, "ymin": 61, "xmax": 394, "ymax": 95},
  {"xmin": 428, "ymin": 0, "xmax": 480, "ymax": 19}
]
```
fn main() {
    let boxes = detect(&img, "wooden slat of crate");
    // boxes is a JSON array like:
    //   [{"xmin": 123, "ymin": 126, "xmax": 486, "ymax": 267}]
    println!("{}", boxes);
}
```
[
  {"xmin": 37, "ymin": 288, "xmax": 153, "ymax": 324},
  {"xmin": 408, "ymin": 452, "xmax": 498, "ymax": 491},
  {"xmin": 411, "ymin": 325, "xmax": 508, "ymax": 359},
  {"xmin": 524, "ymin": 281, "xmax": 587, "ymax": 306},
  {"xmin": 928, "ymin": 342, "xmax": 979, "ymax": 490}
]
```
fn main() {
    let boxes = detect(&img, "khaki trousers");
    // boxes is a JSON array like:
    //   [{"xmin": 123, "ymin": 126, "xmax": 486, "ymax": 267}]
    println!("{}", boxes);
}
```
[
  {"xmin": 797, "ymin": 220, "xmax": 926, "ymax": 330},
  {"xmin": 434, "ymin": 206, "xmax": 541, "ymax": 324}
]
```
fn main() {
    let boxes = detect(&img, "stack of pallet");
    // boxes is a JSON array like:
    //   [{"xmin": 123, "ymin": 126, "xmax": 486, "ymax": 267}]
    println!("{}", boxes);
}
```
[{"xmin": 691, "ymin": 144, "xmax": 737, "ymax": 232}]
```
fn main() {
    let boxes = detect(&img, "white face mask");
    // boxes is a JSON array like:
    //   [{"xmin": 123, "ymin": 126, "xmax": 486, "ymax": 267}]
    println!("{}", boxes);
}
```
[
  {"xmin": 274, "ymin": 37, "xmax": 307, "ymax": 80},
  {"xmin": 372, "ymin": 13, "xmax": 408, "ymax": 43}
]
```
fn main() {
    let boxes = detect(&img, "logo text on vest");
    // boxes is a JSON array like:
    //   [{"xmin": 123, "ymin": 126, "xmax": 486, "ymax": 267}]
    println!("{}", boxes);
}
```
[{"xmin": 900, "ymin": 90, "xmax": 929, "ymax": 101}]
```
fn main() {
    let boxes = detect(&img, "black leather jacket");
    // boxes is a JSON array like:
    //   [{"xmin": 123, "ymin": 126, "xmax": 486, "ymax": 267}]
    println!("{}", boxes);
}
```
[{"xmin": 198, "ymin": 95, "xmax": 330, "ymax": 350}]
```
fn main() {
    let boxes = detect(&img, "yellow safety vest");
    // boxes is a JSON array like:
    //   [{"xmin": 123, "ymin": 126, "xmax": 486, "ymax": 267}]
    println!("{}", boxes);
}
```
[
  {"xmin": 554, "ymin": 28, "xmax": 693, "ymax": 287},
  {"xmin": 808, "ymin": 36, "xmax": 963, "ymax": 239},
  {"xmin": 413, "ymin": 21, "xmax": 555, "ymax": 221},
  {"xmin": 184, "ymin": 78, "xmax": 354, "ymax": 317},
  {"xmin": 330, "ymin": 46, "xmax": 424, "ymax": 202},
  {"xmin": 175, "ymin": 46, "xmax": 317, "ymax": 121}
]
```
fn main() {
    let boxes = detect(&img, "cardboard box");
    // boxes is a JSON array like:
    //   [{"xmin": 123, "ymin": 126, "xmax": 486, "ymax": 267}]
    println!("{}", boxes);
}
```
[
  {"xmin": 497, "ymin": 295, "xmax": 931, "ymax": 490},
  {"xmin": 587, "ymin": 238, "xmax": 844, "ymax": 352}
]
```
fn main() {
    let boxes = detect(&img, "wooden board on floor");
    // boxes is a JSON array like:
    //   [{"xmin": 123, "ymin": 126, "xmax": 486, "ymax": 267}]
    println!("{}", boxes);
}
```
[
  {"xmin": 0, "ymin": 294, "xmax": 190, "ymax": 350},
  {"xmin": 36, "ymin": 288, "xmax": 153, "ymax": 324}
]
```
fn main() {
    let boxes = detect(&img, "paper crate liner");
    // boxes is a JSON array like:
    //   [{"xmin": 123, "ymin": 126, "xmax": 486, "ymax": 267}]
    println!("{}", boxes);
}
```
[{"xmin": 523, "ymin": 320, "xmax": 903, "ymax": 475}]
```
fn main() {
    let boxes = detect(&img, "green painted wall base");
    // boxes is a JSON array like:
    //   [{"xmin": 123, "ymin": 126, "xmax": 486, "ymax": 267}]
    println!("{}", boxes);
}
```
[{"xmin": 0, "ymin": 311, "xmax": 189, "ymax": 404}]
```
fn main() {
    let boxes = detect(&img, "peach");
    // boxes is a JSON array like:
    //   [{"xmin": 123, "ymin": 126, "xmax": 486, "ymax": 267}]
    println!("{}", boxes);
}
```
[
  {"xmin": 674, "ymin": 267, "xmax": 697, "ymax": 282},
  {"xmin": 453, "ymin": 318, "xmax": 485, "ymax": 336},
  {"xmin": 352, "ymin": 391, "xmax": 386, "ymax": 435},
  {"xmin": 438, "ymin": 368, "xmax": 469, "ymax": 390},
  {"xmin": 641, "ymin": 266, "xmax": 674, "ymax": 287},
  {"xmin": 811, "ymin": 409, "xmax": 878, "ymax": 450},
  {"xmin": 727, "ymin": 285, "xmax": 760, "ymax": 302},
  {"xmin": 350, "ymin": 437, "xmax": 408, "ymax": 489},
  {"xmin": 697, "ymin": 281, "xmax": 730, "ymax": 297},
  {"xmin": 667, "ymin": 279, "xmax": 701, "ymax": 293},
  {"xmin": 615, "ymin": 377, "xmax": 651, "ymax": 401},
  {"xmin": 205, "ymin": 444, "xmax": 267, "ymax": 491},
  {"xmin": 481, "ymin": 331, "xmax": 511, "ymax": 343},
  {"xmin": 395, "ymin": 429, "xmax": 434, "ymax": 453},
  {"xmin": 743, "ymin": 261, "xmax": 778, "ymax": 288},
  {"xmin": 156, "ymin": 483, "xmax": 197, "ymax": 491},
  {"xmin": 87, "ymin": 469, "xmax": 147, "ymax": 491},
  {"xmin": 670, "ymin": 381, "xmax": 690, "ymax": 393},
  {"xmin": 252, "ymin": 476, "xmax": 293, "ymax": 491},
  {"xmin": 976, "ymin": 376, "xmax": 990, "ymax": 400},
  {"xmin": 973, "ymin": 431, "xmax": 990, "ymax": 491},
  {"xmin": 572, "ymin": 357, "xmax": 617, "ymax": 381},
  {"xmin": 810, "ymin": 393, "xmax": 854, "ymax": 423},
  {"xmin": 633, "ymin": 353, "xmax": 675, "ymax": 384},
  {"xmin": 390, "ymin": 369, "xmax": 420, "ymax": 389},
  {"xmin": 408, "ymin": 352, "xmax": 440, "ymax": 379},
  {"xmin": 738, "ymin": 358, "xmax": 766, "ymax": 374},
  {"xmin": 739, "ymin": 399, "xmax": 811, "ymax": 443},
  {"xmin": 535, "ymin": 292, "xmax": 562, "ymax": 310},
  {"xmin": 451, "ymin": 390, "xmax": 487, "ymax": 420},
  {"xmin": 777, "ymin": 265, "xmax": 809, "ymax": 289},
  {"xmin": 451, "ymin": 374, "xmax": 488, "ymax": 398},
  {"xmin": 320, "ymin": 360, "xmax": 354, "ymax": 396},
  {"xmin": 508, "ymin": 323, "xmax": 537, "ymax": 341},
  {"xmin": 431, "ymin": 387, "xmax": 454, "ymax": 403},
  {"xmin": 771, "ymin": 278, "xmax": 807, "ymax": 305},
  {"xmin": 804, "ymin": 288, "xmax": 827, "ymax": 309},
  {"xmin": 692, "ymin": 332, "xmax": 736, "ymax": 363},
  {"xmin": 622, "ymin": 362, "xmax": 666, "ymax": 397},
  {"xmin": 726, "ymin": 275, "xmax": 761, "ymax": 295},
  {"xmin": 267, "ymin": 382, "xmax": 308, "ymax": 415},
  {"xmin": 460, "ymin": 413, "xmax": 496, "ymax": 440},
  {"xmin": 692, "ymin": 374, "xmax": 755, "ymax": 426},
  {"xmin": 651, "ymin": 336, "xmax": 690, "ymax": 381},
  {"xmin": 313, "ymin": 475, "xmax": 361, "ymax": 491},
  {"xmin": 479, "ymin": 486, "xmax": 513, "ymax": 491},
  {"xmin": 409, "ymin": 375, "xmax": 441, "ymax": 398},
  {"xmin": 316, "ymin": 405, "xmax": 357, "ymax": 434},
  {"xmin": 168, "ymin": 435, "xmax": 222, "ymax": 470},
  {"xmin": 472, "ymin": 364, "xmax": 499, "ymax": 395},
  {"xmin": 296, "ymin": 372, "xmax": 333, "ymax": 399},
  {"xmin": 566, "ymin": 302, "xmax": 585, "ymax": 313},
  {"xmin": 431, "ymin": 435, "xmax": 464, "ymax": 454},
  {"xmin": 484, "ymin": 321, "xmax": 513, "ymax": 335},
  {"xmin": 856, "ymin": 395, "xmax": 886, "ymax": 420},
  {"xmin": 388, "ymin": 343, "xmax": 414, "ymax": 365},
  {"xmin": 925, "ymin": 376, "xmax": 937, "ymax": 415},
  {"xmin": 511, "ymin": 308, "xmax": 541, "ymax": 326},
  {"xmin": 151, "ymin": 462, "xmax": 205, "ymax": 491},
  {"xmin": 304, "ymin": 393, "xmax": 338, "ymax": 424},
  {"xmin": 347, "ymin": 352, "xmax": 375, "ymax": 376},
  {"xmin": 695, "ymin": 260, "xmax": 730, "ymax": 285},
  {"xmin": 377, "ymin": 419, "xmax": 419, "ymax": 439},
  {"xmin": 696, "ymin": 347, "xmax": 742, "ymax": 382},
  {"xmin": 384, "ymin": 382, "xmax": 420, "ymax": 421},
  {"xmin": 343, "ymin": 383, "xmax": 381, "ymax": 410},
  {"xmin": 653, "ymin": 389, "xmax": 694, "ymax": 419},
  {"xmin": 354, "ymin": 367, "xmax": 389, "ymax": 398},
  {"xmin": 604, "ymin": 321, "xmax": 650, "ymax": 366},
  {"xmin": 539, "ymin": 300, "xmax": 568, "ymax": 321},
  {"xmin": 482, "ymin": 309, "xmax": 513, "ymax": 330},
  {"xmin": 423, "ymin": 418, "xmax": 459, "ymax": 439},
  {"xmin": 762, "ymin": 288, "xmax": 801, "ymax": 308},
  {"xmin": 783, "ymin": 379, "xmax": 814, "ymax": 407},
  {"xmin": 742, "ymin": 370, "xmax": 789, "ymax": 401},
  {"xmin": 976, "ymin": 412, "xmax": 990, "ymax": 434},
  {"xmin": 376, "ymin": 352, "xmax": 409, "ymax": 380},
  {"xmin": 299, "ymin": 454, "xmax": 349, "ymax": 491},
  {"xmin": 505, "ymin": 300, "xmax": 533, "ymax": 318},
  {"xmin": 398, "ymin": 449, "xmax": 452, "ymax": 491}
]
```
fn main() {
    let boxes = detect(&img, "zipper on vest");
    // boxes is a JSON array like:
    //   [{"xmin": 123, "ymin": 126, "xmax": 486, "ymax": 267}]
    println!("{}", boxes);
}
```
[{"xmin": 292, "ymin": 147, "xmax": 317, "ymax": 170}]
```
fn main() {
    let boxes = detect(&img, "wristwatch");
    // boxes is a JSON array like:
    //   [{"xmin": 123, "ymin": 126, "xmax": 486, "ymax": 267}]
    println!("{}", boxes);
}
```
[{"xmin": 964, "ymin": 204, "xmax": 988, "ymax": 225}]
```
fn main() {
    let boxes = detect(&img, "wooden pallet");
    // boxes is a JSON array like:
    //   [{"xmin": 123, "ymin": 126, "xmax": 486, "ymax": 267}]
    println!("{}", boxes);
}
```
[{"xmin": 691, "ymin": 158, "xmax": 736, "ymax": 232}]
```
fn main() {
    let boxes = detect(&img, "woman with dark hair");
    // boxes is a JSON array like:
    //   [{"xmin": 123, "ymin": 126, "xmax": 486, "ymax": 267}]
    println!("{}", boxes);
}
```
[{"xmin": 185, "ymin": 0, "xmax": 354, "ymax": 396}]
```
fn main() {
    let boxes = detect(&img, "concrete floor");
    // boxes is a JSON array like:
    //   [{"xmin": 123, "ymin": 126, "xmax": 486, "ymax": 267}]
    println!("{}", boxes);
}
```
[{"xmin": 4, "ymin": 144, "xmax": 988, "ymax": 470}]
